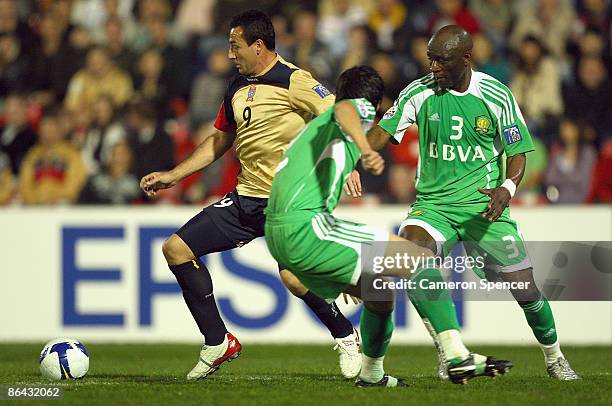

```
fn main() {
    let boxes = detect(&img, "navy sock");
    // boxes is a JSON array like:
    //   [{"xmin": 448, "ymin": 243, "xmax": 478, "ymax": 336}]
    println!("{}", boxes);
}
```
[
  {"xmin": 169, "ymin": 259, "xmax": 227, "ymax": 345},
  {"xmin": 299, "ymin": 291, "xmax": 353, "ymax": 339}
]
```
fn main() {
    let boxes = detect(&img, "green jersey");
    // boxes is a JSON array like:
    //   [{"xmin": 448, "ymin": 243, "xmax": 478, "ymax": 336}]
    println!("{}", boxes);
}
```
[
  {"xmin": 379, "ymin": 71, "xmax": 534, "ymax": 205},
  {"xmin": 266, "ymin": 98, "xmax": 376, "ymax": 215}
]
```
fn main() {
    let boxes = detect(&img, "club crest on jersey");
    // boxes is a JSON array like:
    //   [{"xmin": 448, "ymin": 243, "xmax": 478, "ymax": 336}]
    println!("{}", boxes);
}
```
[
  {"xmin": 503, "ymin": 125, "xmax": 522, "ymax": 144},
  {"xmin": 312, "ymin": 83, "xmax": 331, "ymax": 98},
  {"xmin": 474, "ymin": 115, "xmax": 492, "ymax": 134},
  {"xmin": 246, "ymin": 85, "xmax": 257, "ymax": 102}
]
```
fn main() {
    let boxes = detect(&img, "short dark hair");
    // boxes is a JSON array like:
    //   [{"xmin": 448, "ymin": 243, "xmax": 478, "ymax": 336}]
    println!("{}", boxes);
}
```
[
  {"xmin": 335, "ymin": 66, "xmax": 384, "ymax": 107},
  {"xmin": 230, "ymin": 9, "xmax": 275, "ymax": 50}
]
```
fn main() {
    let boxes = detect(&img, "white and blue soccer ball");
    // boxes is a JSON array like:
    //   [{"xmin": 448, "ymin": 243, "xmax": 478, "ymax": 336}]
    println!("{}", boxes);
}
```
[{"xmin": 39, "ymin": 338, "xmax": 89, "ymax": 380}]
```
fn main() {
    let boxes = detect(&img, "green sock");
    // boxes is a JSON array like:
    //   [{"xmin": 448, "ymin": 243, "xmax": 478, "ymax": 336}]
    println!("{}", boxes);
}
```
[
  {"xmin": 519, "ymin": 295, "xmax": 558, "ymax": 345},
  {"xmin": 408, "ymin": 267, "xmax": 460, "ymax": 333},
  {"xmin": 360, "ymin": 306, "xmax": 394, "ymax": 358}
]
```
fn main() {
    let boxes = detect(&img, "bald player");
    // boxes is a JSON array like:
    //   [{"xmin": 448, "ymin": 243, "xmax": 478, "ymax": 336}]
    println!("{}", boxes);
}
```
[
  {"xmin": 365, "ymin": 25, "xmax": 580, "ymax": 382},
  {"xmin": 140, "ymin": 10, "xmax": 360, "ymax": 381}
]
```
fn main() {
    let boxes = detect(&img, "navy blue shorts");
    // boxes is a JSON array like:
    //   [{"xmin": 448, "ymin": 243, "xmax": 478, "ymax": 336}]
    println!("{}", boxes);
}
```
[{"xmin": 176, "ymin": 190, "xmax": 268, "ymax": 257}]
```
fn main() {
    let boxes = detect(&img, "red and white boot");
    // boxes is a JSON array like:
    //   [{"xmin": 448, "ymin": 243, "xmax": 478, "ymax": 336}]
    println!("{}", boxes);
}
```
[{"xmin": 186, "ymin": 332, "xmax": 242, "ymax": 381}]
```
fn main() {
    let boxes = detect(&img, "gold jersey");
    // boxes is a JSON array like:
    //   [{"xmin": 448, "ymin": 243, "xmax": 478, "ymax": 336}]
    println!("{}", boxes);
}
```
[{"xmin": 214, "ymin": 55, "xmax": 335, "ymax": 198}]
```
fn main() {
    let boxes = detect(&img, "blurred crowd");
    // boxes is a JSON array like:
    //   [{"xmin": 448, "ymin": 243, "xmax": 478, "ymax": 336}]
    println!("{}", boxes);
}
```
[{"xmin": 0, "ymin": 0, "xmax": 610, "ymax": 207}]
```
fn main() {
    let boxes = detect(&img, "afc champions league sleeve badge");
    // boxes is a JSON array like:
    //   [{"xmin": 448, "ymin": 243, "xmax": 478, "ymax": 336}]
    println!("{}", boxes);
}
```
[
  {"xmin": 246, "ymin": 85, "xmax": 257, "ymax": 102},
  {"xmin": 382, "ymin": 105, "xmax": 397, "ymax": 120}
]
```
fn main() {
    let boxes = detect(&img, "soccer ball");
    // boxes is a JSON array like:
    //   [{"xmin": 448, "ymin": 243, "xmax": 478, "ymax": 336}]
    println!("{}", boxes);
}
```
[{"xmin": 39, "ymin": 338, "xmax": 89, "ymax": 380}]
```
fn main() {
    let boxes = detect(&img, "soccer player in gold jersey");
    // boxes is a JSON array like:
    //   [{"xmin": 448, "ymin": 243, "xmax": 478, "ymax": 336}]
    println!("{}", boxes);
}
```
[{"xmin": 140, "ymin": 10, "xmax": 360, "ymax": 381}]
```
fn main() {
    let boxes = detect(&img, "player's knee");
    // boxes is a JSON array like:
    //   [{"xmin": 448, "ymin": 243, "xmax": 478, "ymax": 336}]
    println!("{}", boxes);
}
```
[
  {"xmin": 399, "ymin": 227, "xmax": 437, "ymax": 254},
  {"xmin": 365, "ymin": 300, "xmax": 394, "ymax": 314},
  {"xmin": 162, "ymin": 234, "xmax": 194, "ymax": 265},
  {"xmin": 279, "ymin": 269, "xmax": 308, "ymax": 297}
]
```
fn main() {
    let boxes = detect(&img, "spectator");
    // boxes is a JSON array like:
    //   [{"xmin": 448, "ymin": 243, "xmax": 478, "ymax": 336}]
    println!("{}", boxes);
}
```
[
  {"xmin": 101, "ymin": 16, "xmax": 138, "ymax": 76},
  {"xmin": 64, "ymin": 46, "xmax": 133, "ymax": 114},
  {"xmin": 509, "ymin": 0, "xmax": 575, "ymax": 64},
  {"xmin": 563, "ymin": 55, "xmax": 612, "ymax": 143},
  {"xmin": 78, "ymin": 141, "xmax": 140, "ymax": 204},
  {"xmin": 0, "ymin": 93, "xmax": 36, "ymax": 174},
  {"xmin": 175, "ymin": 0, "xmax": 215, "ymax": 39},
  {"xmin": 383, "ymin": 164, "xmax": 416, "ymax": 204},
  {"xmin": 144, "ymin": 17, "xmax": 188, "ymax": 98},
  {"xmin": 189, "ymin": 47, "xmax": 232, "ymax": 128},
  {"xmin": 401, "ymin": 35, "xmax": 431, "ymax": 80},
  {"xmin": 573, "ymin": 27, "xmax": 607, "ymax": 60},
  {"xmin": 133, "ymin": 47, "xmax": 169, "ymax": 116},
  {"xmin": 318, "ymin": 0, "xmax": 368, "ymax": 58},
  {"xmin": 428, "ymin": 0, "xmax": 480, "ymax": 36},
  {"xmin": 19, "ymin": 111, "xmax": 87, "ymax": 204},
  {"xmin": 469, "ymin": 0, "xmax": 514, "ymax": 54},
  {"xmin": 577, "ymin": 0, "xmax": 611, "ymax": 37},
  {"xmin": 289, "ymin": 10, "xmax": 334, "ymax": 86},
  {"xmin": 0, "ymin": 0, "xmax": 35, "ymax": 51},
  {"xmin": 588, "ymin": 138, "xmax": 612, "ymax": 203},
  {"xmin": 369, "ymin": 52, "xmax": 403, "ymax": 113},
  {"xmin": 125, "ymin": 101, "xmax": 174, "ymax": 180},
  {"xmin": 131, "ymin": 0, "xmax": 178, "ymax": 51},
  {"xmin": 339, "ymin": 25, "xmax": 374, "ymax": 74},
  {"xmin": 270, "ymin": 14, "xmax": 294, "ymax": 58},
  {"xmin": 50, "ymin": 0, "xmax": 75, "ymax": 42},
  {"xmin": 368, "ymin": 0, "xmax": 408, "ymax": 52},
  {"xmin": 0, "ymin": 150, "xmax": 12, "ymax": 204},
  {"xmin": 181, "ymin": 121, "xmax": 239, "ymax": 204},
  {"xmin": 515, "ymin": 136, "xmax": 548, "ymax": 205},
  {"xmin": 81, "ymin": 95, "xmax": 126, "ymax": 175},
  {"xmin": 72, "ymin": 0, "xmax": 136, "ymax": 41},
  {"xmin": 544, "ymin": 118, "xmax": 597, "ymax": 204},
  {"xmin": 0, "ymin": 33, "xmax": 31, "ymax": 96},
  {"xmin": 510, "ymin": 35, "xmax": 563, "ymax": 133},
  {"xmin": 472, "ymin": 32, "xmax": 510, "ymax": 83},
  {"xmin": 31, "ymin": 13, "xmax": 81, "ymax": 105}
]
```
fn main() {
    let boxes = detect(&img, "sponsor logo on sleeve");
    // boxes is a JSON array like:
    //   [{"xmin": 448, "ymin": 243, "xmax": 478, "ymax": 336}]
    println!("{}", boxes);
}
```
[
  {"xmin": 503, "ymin": 125, "xmax": 522, "ymax": 144},
  {"xmin": 383, "ymin": 106, "xmax": 397, "ymax": 120},
  {"xmin": 312, "ymin": 83, "xmax": 331, "ymax": 98}
]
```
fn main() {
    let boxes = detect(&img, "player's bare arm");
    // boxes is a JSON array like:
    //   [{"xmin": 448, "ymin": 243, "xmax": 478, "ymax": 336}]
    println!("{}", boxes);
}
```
[
  {"xmin": 342, "ymin": 124, "xmax": 392, "ymax": 197},
  {"xmin": 366, "ymin": 125, "xmax": 393, "ymax": 152},
  {"xmin": 140, "ymin": 129, "xmax": 236, "ymax": 196},
  {"xmin": 334, "ymin": 100, "xmax": 384, "ymax": 176},
  {"xmin": 478, "ymin": 153, "xmax": 526, "ymax": 222}
]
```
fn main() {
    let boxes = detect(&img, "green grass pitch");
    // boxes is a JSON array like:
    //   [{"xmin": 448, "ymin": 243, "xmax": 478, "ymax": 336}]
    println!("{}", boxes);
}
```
[{"xmin": 1, "ymin": 344, "xmax": 610, "ymax": 405}]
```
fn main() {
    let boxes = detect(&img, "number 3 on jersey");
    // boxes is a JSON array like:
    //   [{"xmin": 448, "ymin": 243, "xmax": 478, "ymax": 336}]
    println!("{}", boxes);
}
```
[
  {"xmin": 243, "ymin": 106, "xmax": 252, "ymax": 127},
  {"xmin": 450, "ymin": 116, "xmax": 463, "ymax": 140}
]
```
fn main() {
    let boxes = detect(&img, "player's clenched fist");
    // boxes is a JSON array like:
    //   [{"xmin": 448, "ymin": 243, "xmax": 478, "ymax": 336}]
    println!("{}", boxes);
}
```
[
  {"xmin": 140, "ymin": 171, "xmax": 178, "ymax": 196},
  {"xmin": 361, "ymin": 150, "xmax": 384, "ymax": 175}
]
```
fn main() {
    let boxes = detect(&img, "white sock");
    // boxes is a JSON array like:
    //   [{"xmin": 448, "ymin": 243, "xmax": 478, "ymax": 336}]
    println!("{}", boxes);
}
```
[
  {"xmin": 540, "ymin": 340, "xmax": 564, "ymax": 365},
  {"xmin": 439, "ymin": 330, "xmax": 469, "ymax": 361},
  {"xmin": 359, "ymin": 354, "xmax": 384, "ymax": 383}
]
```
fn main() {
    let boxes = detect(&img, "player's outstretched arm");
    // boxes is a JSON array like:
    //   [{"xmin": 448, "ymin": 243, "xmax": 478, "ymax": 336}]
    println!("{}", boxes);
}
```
[
  {"xmin": 140, "ymin": 129, "xmax": 236, "ymax": 197},
  {"xmin": 334, "ymin": 100, "xmax": 384, "ymax": 175},
  {"xmin": 366, "ymin": 125, "xmax": 392, "ymax": 152},
  {"xmin": 478, "ymin": 153, "xmax": 526, "ymax": 222}
]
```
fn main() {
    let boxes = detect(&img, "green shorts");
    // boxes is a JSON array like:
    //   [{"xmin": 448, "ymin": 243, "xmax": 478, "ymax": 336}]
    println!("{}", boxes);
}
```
[
  {"xmin": 399, "ymin": 202, "xmax": 531, "ymax": 273},
  {"xmin": 265, "ymin": 211, "xmax": 389, "ymax": 300}
]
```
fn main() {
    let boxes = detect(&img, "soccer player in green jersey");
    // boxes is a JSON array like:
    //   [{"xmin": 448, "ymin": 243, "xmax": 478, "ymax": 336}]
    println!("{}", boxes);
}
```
[
  {"xmin": 366, "ymin": 25, "xmax": 580, "ymax": 381},
  {"xmin": 265, "ymin": 66, "xmax": 512, "ymax": 387}
]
